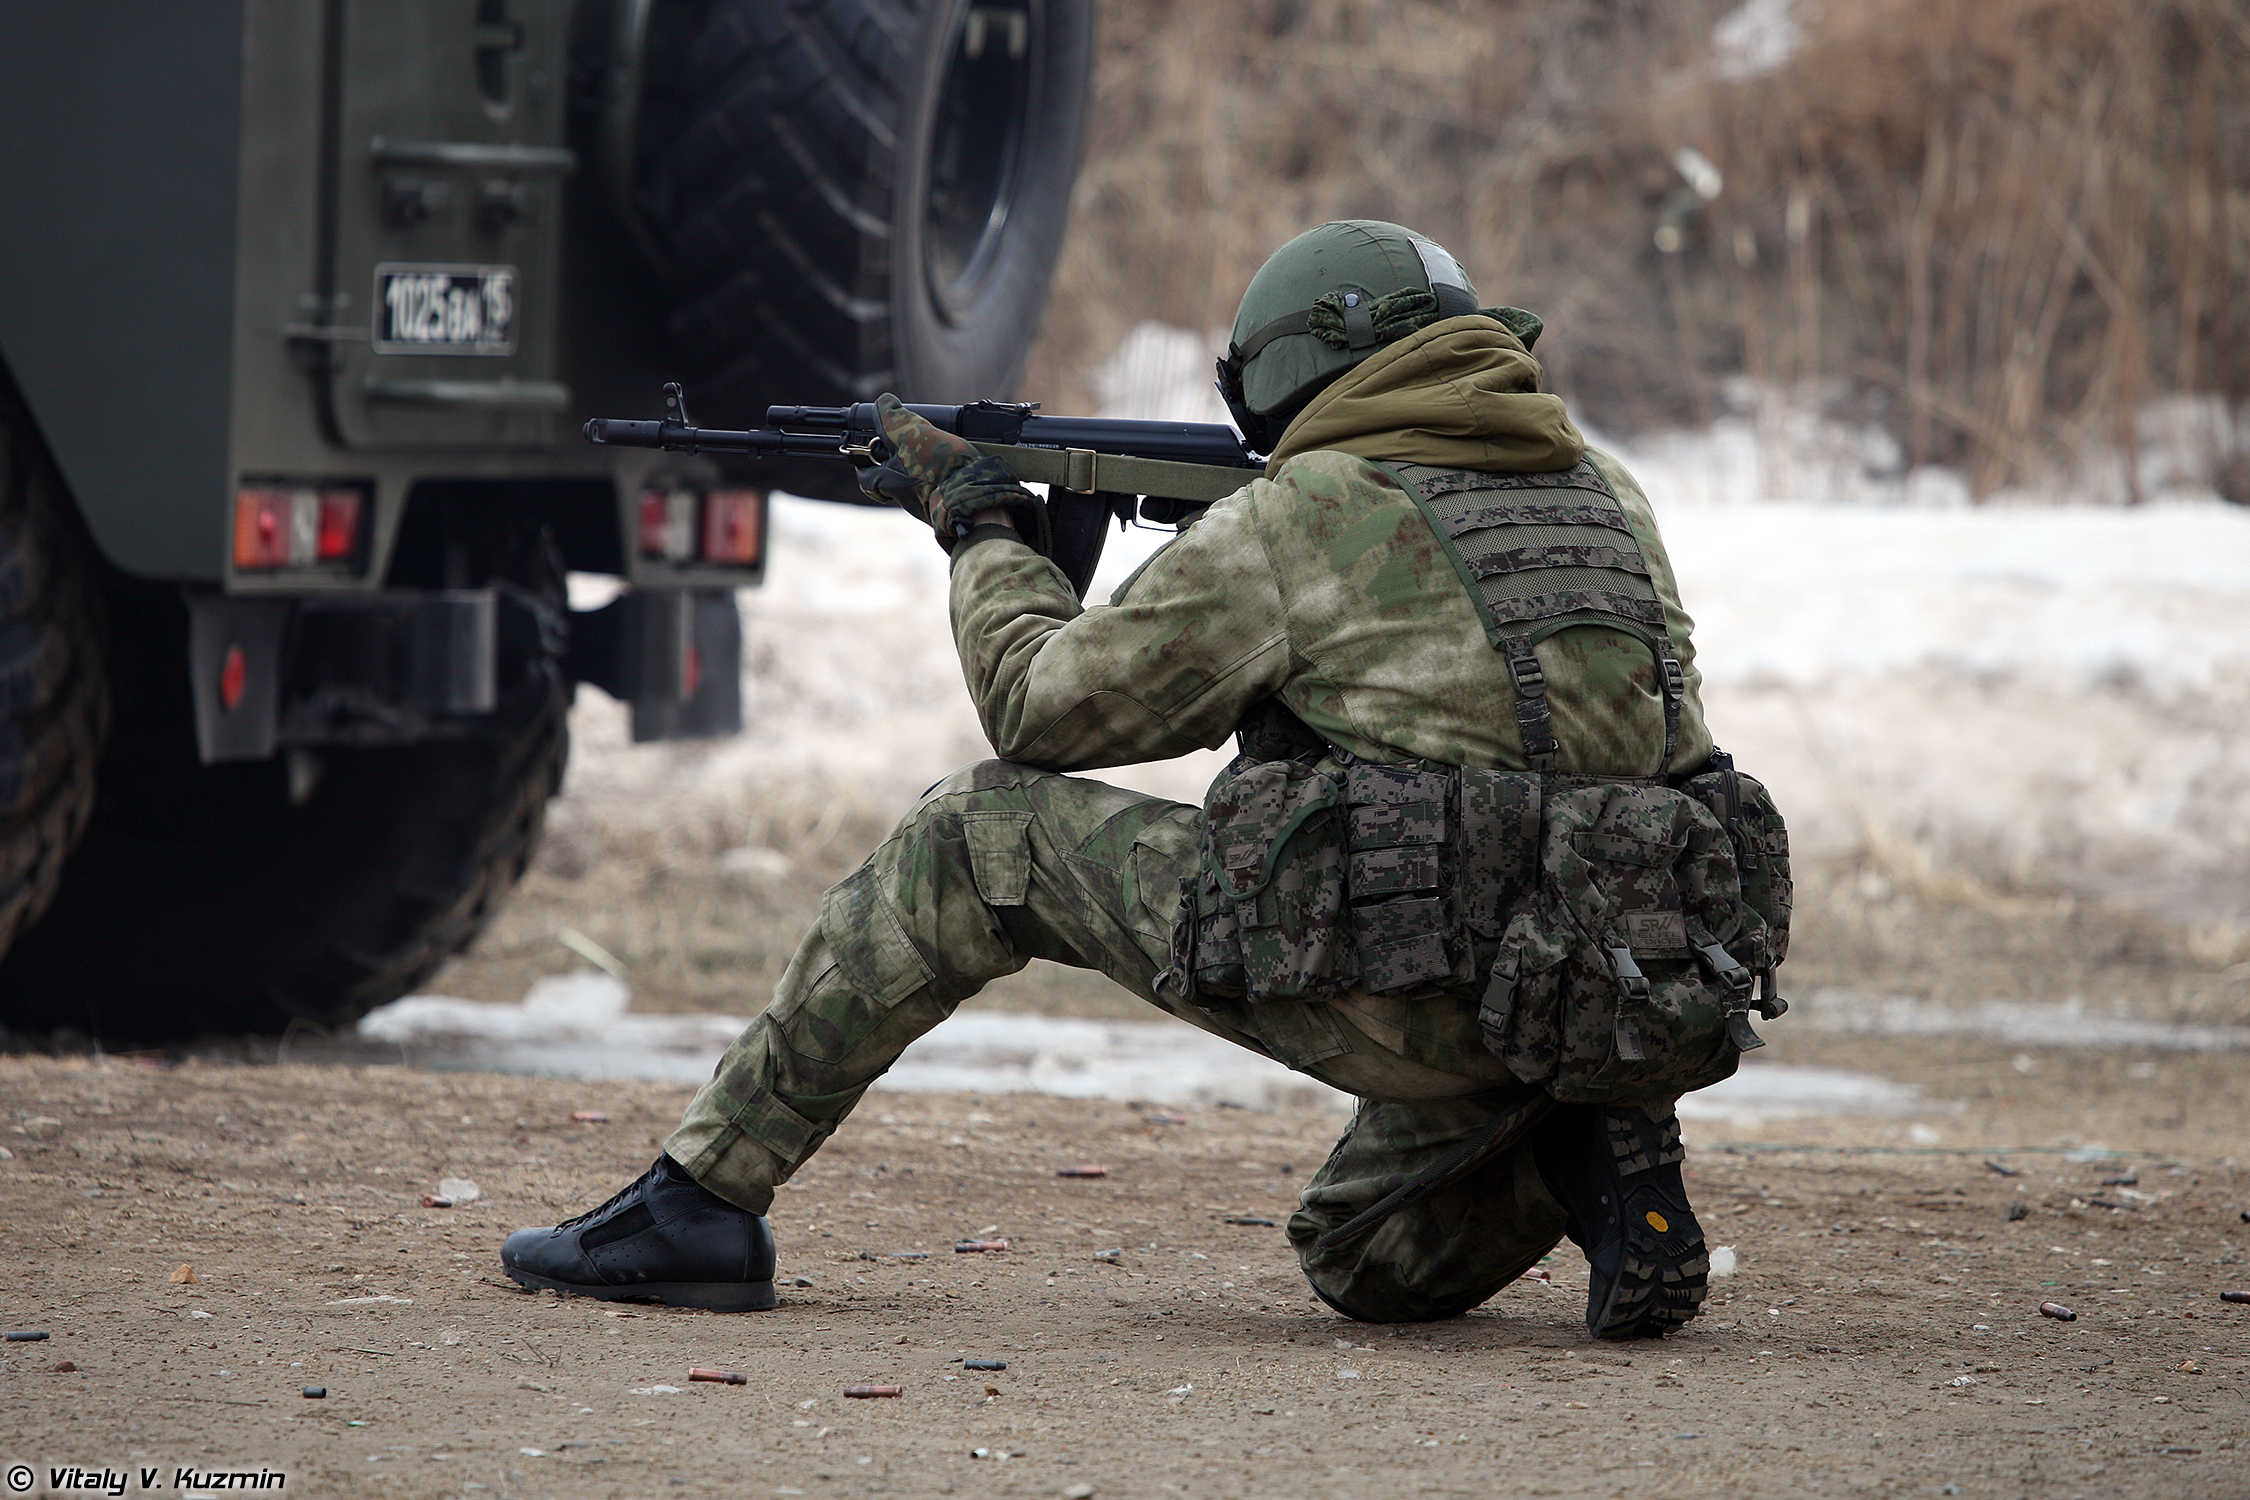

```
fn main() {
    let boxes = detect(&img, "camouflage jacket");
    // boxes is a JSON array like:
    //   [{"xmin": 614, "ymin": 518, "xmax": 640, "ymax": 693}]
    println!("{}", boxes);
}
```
[{"xmin": 948, "ymin": 315, "xmax": 1711, "ymax": 777}]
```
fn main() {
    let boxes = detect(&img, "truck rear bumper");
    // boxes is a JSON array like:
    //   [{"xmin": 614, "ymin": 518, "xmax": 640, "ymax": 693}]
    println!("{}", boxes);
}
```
[{"xmin": 187, "ymin": 585, "xmax": 740, "ymax": 762}]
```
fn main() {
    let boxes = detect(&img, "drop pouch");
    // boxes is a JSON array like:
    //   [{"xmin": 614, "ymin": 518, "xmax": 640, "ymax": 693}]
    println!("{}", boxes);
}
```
[{"xmin": 1477, "ymin": 780, "xmax": 1781, "ymax": 1103}]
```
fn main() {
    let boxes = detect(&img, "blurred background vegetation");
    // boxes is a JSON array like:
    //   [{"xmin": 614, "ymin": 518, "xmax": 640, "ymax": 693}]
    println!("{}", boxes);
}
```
[{"xmin": 1023, "ymin": 0, "xmax": 2250, "ymax": 503}]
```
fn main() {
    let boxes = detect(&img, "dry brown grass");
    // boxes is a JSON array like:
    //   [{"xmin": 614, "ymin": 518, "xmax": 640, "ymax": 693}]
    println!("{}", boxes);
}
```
[
  {"xmin": 1024, "ymin": 0, "xmax": 2250, "ymax": 499},
  {"xmin": 1024, "ymin": 0, "xmax": 1725, "ymax": 421},
  {"xmin": 1680, "ymin": 0, "xmax": 2250, "ymax": 496}
]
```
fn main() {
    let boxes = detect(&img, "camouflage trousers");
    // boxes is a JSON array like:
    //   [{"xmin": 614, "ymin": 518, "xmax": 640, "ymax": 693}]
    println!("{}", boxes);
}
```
[{"xmin": 666, "ymin": 760, "xmax": 1569, "ymax": 1322}]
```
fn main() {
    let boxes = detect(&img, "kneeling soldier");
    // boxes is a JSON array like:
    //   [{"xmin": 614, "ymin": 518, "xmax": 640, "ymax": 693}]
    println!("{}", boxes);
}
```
[{"xmin": 502, "ymin": 221, "xmax": 1789, "ymax": 1338}]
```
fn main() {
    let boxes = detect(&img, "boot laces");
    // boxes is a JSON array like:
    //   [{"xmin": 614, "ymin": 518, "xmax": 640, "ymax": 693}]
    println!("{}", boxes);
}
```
[{"xmin": 554, "ymin": 1158, "xmax": 668, "ymax": 1232}]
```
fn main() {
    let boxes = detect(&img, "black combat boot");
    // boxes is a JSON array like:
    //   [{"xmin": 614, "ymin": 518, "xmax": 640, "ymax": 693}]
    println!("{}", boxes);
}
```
[
  {"xmin": 1530, "ymin": 1103, "xmax": 1708, "ymax": 1339},
  {"xmin": 501, "ymin": 1154, "xmax": 778, "ymax": 1312}
]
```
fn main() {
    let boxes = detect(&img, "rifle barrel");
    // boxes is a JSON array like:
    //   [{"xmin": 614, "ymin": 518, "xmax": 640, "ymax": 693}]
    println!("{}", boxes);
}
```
[
  {"xmin": 582, "ymin": 418, "xmax": 849, "ymax": 458},
  {"xmin": 588, "ymin": 404, "xmax": 1257, "ymax": 473},
  {"xmin": 762, "ymin": 402, "xmax": 1255, "ymax": 469}
]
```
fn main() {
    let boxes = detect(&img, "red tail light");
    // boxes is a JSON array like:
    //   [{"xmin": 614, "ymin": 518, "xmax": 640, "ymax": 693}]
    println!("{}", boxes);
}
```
[
  {"xmin": 316, "ymin": 490, "xmax": 362, "ymax": 561},
  {"xmin": 639, "ymin": 487, "xmax": 765, "ymax": 566},
  {"xmin": 638, "ymin": 488, "xmax": 697, "ymax": 562},
  {"xmin": 701, "ymin": 489, "xmax": 764, "ymax": 566},
  {"xmin": 234, "ymin": 484, "xmax": 367, "ymax": 571}
]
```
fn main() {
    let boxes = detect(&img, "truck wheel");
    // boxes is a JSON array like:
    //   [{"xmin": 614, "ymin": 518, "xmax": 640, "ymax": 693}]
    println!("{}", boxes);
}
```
[
  {"xmin": 0, "ymin": 580, "xmax": 567, "ymax": 1045},
  {"xmin": 631, "ymin": 0, "xmax": 1093, "ymax": 495},
  {"xmin": 0, "ymin": 383, "xmax": 109, "ymax": 965}
]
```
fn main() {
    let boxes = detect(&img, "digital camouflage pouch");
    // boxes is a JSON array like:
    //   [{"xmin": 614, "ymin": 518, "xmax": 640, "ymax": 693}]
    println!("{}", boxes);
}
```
[
  {"xmin": 1342, "ymin": 762, "xmax": 1456, "ymax": 994},
  {"xmin": 1189, "ymin": 752, "xmax": 1551, "ymax": 1006},
  {"xmin": 1676, "ymin": 751, "xmax": 1793, "ymax": 972},
  {"xmin": 1190, "ymin": 753, "xmax": 1353, "ymax": 1003},
  {"xmin": 1477, "ymin": 780, "xmax": 1784, "ymax": 1103}
]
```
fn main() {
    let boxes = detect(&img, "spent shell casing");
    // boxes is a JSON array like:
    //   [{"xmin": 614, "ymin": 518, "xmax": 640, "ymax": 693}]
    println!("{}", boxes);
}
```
[
  {"xmin": 1055, "ymin": 1165, "xmax": 1108, "ymax": 1178},
  {"xmin": 844, "ymin": 1385, "xmax": 903, "ymax": 1398},
  {"xmin": 689, "ymin": 1367, "xmax": 747, "ymax": 1384},
  {"xmin": 2219, "ymin": 1290, "xmax": 2250, "ymax": 1305},
  {"xmin": 2039, "ymin": 1301, "xmax": 2077, "ymax": 1321},
  {"xmin": 5, "ymin": 1331, "xmax": 50, "ymax": 1341},
  {"xmin": 954, "ymin": 1239, "xmax": 1009, "ymax": 1253},
  {"xmin": 420, "ymin": 1194, "xmax": 454, "ymax": 1208},
  {"xmin": 303, "ymin": 1386, "xmax": 327, "ymax": 1398},
  {"xmin": 962, "ymin": 1359, "xmax": 1006, "ymax": 1371},
  {"xmin": 570, "ymin": 1110, "xmax": 610, "ymax": 1123}
]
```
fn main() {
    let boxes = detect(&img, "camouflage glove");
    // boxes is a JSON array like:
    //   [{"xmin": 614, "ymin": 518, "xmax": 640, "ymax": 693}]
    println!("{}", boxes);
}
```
[{"xmin": 862, "ymin": 393, "xmax": 1052, "ymax": 557}]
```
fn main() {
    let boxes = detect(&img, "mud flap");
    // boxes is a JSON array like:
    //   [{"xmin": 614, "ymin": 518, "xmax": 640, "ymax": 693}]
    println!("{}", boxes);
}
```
[{"xmin": 568, "ymin": 587, "xmax": 743, "ymax": 742}]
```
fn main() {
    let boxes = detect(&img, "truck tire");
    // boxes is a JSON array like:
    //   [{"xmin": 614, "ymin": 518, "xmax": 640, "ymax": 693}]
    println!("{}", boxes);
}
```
[
  {"xmin": 632, "ymin": 0, "xmax": 1093, "ymax": 498},
  {"xmin": 0, "ymin": 382, "xmax": 109, "ymax": 965},
  {"xmin": 0, "ymin": 574, "xmax": 567, "ymax": 1045}
]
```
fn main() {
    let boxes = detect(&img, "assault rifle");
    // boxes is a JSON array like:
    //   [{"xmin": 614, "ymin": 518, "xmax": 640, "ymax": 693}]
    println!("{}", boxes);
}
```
[{"xmin": 585, "ymin": 383, "xmax": 1260, "ymax": 599}]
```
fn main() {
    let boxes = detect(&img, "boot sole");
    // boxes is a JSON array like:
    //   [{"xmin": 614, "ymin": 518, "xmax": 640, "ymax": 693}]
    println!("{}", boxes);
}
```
[
  {"xmin": 1585, "ymin": 1110, "xmax": 1708, "ymax": 1340},
  {"xmin": 503, "ymin": 1266, "xmax": 778, "ymax": 1313}
]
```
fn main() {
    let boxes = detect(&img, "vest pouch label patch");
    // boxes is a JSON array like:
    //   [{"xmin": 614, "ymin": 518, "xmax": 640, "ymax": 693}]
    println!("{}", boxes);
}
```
[{"xmin": 1623, "ymin": 910, "xmax": 1689, "ymax": 951}]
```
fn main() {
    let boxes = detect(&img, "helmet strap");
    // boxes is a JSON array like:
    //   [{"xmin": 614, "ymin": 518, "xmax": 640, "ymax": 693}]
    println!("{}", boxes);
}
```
[{"xmin": 1214, "ymin": 355, "xmax": 1287, "ymax": 457}]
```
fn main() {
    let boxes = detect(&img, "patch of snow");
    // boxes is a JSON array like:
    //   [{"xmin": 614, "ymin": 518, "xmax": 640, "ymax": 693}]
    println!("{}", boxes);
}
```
[
  {"xmin": 359, "ymin": 989, "xmax": 1941, "ymax": 1121},
  {"xmin": 1679, "ymin": 1063, "xmax": 1928, "ymax": 1124},
  {"xmin": 1093, "ymin": 321, "xmax": 1231, "ymax": 426},
  {"xmin": 1712, "ymin": 0, "xmax": 1806, "ymax": 81},
  {"xmin": 1794, "ymin": 988, "xmax": 2250, "ymax": 1052}
]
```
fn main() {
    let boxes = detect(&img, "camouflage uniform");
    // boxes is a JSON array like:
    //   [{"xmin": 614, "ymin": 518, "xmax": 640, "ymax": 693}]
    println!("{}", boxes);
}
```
[{"xmin": 667, "ymin": 314, "xmax": 1712, "ymax": 1322}]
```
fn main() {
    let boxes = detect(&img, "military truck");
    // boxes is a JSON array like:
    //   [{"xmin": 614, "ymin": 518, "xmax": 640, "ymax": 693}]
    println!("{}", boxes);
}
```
[{"xmin": 0, "ymin": 0, "xmax": 1092, "ymax": 1040}]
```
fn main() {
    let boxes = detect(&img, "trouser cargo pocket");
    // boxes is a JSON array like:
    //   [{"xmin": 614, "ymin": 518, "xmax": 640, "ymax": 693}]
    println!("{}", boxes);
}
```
[{"xmin": 961, "ymin": 811, "xmax": 1034, "ymax": 906}]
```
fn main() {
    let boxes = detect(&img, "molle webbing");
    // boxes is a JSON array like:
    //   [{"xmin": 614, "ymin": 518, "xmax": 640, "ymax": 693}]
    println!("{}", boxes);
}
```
[
  {"xmin": 1466, "ymin": 544, "xmax": 1652, "ymax": 581},
  {"xmin": 1384, "ymin": 459, "xmax": 1684, "ymax": 774}
]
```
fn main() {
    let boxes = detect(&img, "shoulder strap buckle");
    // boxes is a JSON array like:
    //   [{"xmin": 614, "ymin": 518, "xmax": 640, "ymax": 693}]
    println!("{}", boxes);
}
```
[{"xmin": 1506, "ymin": 648, "xmax": 1558, "ymax": 771}]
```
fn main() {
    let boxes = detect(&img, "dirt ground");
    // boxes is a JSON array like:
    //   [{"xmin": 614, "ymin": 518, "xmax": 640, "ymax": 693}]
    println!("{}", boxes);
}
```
[{"xmin": 3, "ymin": 1011, "xmax": 2246, "ymax": 1500}]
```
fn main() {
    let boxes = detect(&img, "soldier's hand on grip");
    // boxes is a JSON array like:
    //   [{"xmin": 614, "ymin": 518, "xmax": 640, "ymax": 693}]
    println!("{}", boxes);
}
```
[{"xmin": 869, "ymin": 393, "xmax": 1051, "ymax": 557}]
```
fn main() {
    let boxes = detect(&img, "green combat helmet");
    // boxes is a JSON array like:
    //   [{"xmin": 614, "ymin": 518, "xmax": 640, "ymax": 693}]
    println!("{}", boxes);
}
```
[{"xmin": 1218, "ymin": 220, "xmax": 1512, "ymax": 454}]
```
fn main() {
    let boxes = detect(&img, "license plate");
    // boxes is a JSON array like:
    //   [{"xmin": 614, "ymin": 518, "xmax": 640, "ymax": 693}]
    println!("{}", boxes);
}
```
[{"xmin": 372, "ymin": 263, "xmax": 517, "ymax": 355}]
